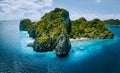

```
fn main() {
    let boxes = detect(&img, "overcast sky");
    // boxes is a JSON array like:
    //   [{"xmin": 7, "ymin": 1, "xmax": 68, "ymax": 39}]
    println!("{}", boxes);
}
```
[{"xmin": 0, "ymin": 0, "xmax": 120, "ymax": 21}]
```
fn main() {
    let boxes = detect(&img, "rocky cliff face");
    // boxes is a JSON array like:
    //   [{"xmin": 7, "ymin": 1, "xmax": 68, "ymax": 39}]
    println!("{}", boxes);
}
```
[
  {"xmin": 55, "ymin": 35, "xmax": 71, "ymax": 56},
  {"xmin": 20, "ymin": 8, "xmax": 71, "ymax": 57},
  {"xmin": 20, "ymin": 8, "xmax": 114, "ymax": 57}
]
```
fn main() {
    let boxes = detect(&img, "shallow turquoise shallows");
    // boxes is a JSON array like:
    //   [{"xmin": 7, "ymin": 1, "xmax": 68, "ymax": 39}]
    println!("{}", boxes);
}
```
[{"xmin": 0, "ymin": 20, "xmax": 120, "ymax": 73}]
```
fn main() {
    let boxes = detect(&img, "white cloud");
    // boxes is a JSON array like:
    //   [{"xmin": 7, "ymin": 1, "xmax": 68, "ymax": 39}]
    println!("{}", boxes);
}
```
[
  {"xmin": 70, "ymin": 12, "xmax": 120, "ymax": 20},
  {"xmin": 96, "ymin": 0, "xmax": 101, "ymax": 3},
  {"xmin": 0, "ymin": 0, "xmax": 53, "ymax": 21}
]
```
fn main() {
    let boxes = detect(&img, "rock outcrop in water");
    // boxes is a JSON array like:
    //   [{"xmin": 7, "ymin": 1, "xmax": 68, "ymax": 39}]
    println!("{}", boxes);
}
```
[
  {"xmin": 20, "ymin": 8, "xmax": 114, "ymax": 57},
  {"xmin": 20, "ymin": 8, "xmax": 71, "ymax": 56}
]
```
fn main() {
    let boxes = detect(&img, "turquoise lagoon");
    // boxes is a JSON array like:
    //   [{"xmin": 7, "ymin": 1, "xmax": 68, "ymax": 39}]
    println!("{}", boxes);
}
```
[{"xmin": 0, "ymin": 20, "xmax": 120, "ymax": 73}]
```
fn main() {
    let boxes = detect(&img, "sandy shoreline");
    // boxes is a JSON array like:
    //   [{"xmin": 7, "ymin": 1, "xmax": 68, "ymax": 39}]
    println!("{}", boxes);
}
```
[{"xmin": 70, "ymin": 38, "xmax": 95, "ymax": 42}]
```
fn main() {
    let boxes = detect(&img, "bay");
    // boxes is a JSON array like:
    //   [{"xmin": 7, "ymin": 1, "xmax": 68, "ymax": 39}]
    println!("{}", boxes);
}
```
[{"xmin": 0, "ymin": 20, "xmax": 120, "ymax": 73}]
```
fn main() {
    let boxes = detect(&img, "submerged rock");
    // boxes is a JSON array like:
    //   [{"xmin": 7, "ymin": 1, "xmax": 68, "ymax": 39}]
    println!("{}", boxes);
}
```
[{"xmin": 27, "ymin": 43, "xmax": 33, "ymax": 47}]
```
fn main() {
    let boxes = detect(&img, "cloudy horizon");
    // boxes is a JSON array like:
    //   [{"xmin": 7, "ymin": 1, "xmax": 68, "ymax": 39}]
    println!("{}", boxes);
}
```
[{"xmin": 0, "ymin": 0, "xmax": 120, "ymax": 21}]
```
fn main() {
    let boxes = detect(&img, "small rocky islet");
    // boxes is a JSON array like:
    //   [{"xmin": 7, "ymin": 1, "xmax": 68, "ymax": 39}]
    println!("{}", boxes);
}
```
[{"xmin": 19, "ymin": 8, "xmax": 114, "ymax": 57}]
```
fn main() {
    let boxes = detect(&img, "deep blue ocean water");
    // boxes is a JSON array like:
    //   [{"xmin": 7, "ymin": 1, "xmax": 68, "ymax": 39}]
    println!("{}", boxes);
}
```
[{"xmin": 0, "ymin": 20, "xmax": 120, "ymax": 73}]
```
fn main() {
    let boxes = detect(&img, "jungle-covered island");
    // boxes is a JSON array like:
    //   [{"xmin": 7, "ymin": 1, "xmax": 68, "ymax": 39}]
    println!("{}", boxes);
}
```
[
  {"xmin": 70, "ymin": 17, "xmax": 113, "ymax": 39},
  {"xmin": 20, "ymin": 8, "xmax": 114, "ymax": 57},
  {"xmin": 104, "ymin": 19, "xmax": 120, "ymax": 26}
]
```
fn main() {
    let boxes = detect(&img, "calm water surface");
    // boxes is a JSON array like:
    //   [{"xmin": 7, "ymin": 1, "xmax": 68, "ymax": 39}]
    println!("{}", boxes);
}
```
[{"xmin": 0, "ymin": 20, "xmax": 120, "ymax": 73}]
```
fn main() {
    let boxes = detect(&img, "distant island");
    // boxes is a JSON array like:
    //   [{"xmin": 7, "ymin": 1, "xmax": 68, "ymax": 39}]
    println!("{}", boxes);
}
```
[
  {"xmin": 19, "ymin": 8, "xmax": 113, "ymax": 57},
  {"xmin": 104, "ymin": 19, "xmax": 120, "ymax": 26}
]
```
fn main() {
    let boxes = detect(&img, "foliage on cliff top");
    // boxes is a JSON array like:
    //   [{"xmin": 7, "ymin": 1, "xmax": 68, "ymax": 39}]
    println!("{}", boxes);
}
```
[
  {"xmin": 19, "ymin": 8, "xmax": 114, "ymax": 56},
  {"xmin": 70, "ymin": 18, "xmax": 113, "ymax": 39},
  {"xmin": 104, "ymin": 19, "xmax": 120, "ymax": 25},
  {"xmin": 20, "ymin": 19, "xmax": 31, "ymax": 31},
  {"xmin": 28, "ymin": 8, "xmax": 71, "ymax": 54}
]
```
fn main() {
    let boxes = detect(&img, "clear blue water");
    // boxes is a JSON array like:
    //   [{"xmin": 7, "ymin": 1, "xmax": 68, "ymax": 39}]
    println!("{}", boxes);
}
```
[{"xmin": 0, "ymin": 20, "xmax": 120, "ymax": 73}]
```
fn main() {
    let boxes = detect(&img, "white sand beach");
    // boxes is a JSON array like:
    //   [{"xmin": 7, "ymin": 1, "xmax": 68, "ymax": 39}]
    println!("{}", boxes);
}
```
[{"xmin": 70, "ymin": 38, "xmax": 95, "ymax": 42}]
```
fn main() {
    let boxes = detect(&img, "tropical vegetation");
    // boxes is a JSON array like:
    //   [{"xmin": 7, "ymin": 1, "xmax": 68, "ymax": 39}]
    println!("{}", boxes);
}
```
[{"xmin": 19, "ymin": 8, "xmax": 114, "ymax": 57}]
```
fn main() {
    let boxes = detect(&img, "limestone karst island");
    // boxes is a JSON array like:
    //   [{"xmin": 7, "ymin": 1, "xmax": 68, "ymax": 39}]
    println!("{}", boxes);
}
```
[{"xmin": 19, "ymin": 8, "xmax": 114, "ymax": 57}]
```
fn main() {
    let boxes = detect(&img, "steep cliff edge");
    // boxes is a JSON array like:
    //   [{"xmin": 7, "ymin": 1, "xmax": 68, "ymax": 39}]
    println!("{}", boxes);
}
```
[
  {"xmin": 20, "ymin": 8, "xmax": 114, "ymax": 57},
  {"xmin": 20, "ymin": 8, "xmax": 71, "ymax": 56}
]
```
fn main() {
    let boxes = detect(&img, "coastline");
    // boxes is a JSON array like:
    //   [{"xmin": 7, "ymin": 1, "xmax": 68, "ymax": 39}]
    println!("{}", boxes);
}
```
[
  {"xmin": 70, "ymin": 38, "xmax": 96, "ymax": 42},
  {"xmin": 106, "ymin": 25, "xmax": 120, "ymax": 26}
]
